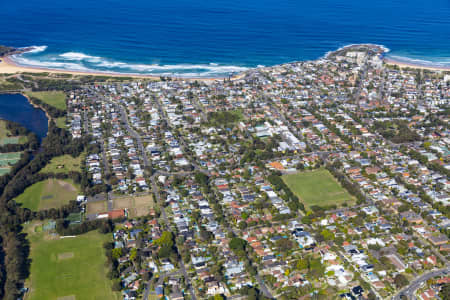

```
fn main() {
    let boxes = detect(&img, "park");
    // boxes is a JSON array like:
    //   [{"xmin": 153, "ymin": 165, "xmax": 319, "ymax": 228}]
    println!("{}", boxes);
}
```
[
  {"xmin": 282, "ymin": 168, "xmax": 355, "ymax": 209},
  {"xmin": 24, "ymin": 222, "xmax": 119, "ymax": 300}
]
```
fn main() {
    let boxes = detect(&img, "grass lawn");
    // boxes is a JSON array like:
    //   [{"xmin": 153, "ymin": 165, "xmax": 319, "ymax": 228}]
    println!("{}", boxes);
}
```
[
  {"xmin": 282, "ymin": 168, "xmax": 355, "ymax": 209},
  {"xmin": 25, "ymin": 91, "xmax": 67, "ymax": 111},
  {"xmin": 14, "ymin": 179, "xmax": 79, "ymax": 211},
  {"xmin": 24, "ymin": 224, "xmax": 120, "ymax": 300},
  {"xmin": 0, "ymin": 120, "xmax": 9, "ymax": 140},
  {"xmin": 55, "ymin": 116, "xmax": 67, "ymax": 129},
  {"xmin": 40, "ymin": 153, "xmax": 84, "ymax": 174},
  {"xmin": 0, "ymin": 77, "xmax": 23, "ymax": 91}
]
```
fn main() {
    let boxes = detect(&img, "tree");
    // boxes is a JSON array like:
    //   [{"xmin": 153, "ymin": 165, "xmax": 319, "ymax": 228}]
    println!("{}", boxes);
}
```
[
  {"xmin": 275, "ymin": 238, "xmax": 294, "ymax": 253},
  {"xmin": 129, "ymin": 248, "xmax": 138, "ymax": 261},
  {"xmin": 142, "ymin": 271, "xmax": 153, "ymax": 281},
  {"xmin": 194, "ymin": 172, "xmax": 209, "ymax": 186},
  {"xmin": 154, "ymin": 231, "xmax": 174, "ymax": 248},
  {"xmin": 112, "ymin": 248, "xmax": 123, "ymax": 260},
  {"xmin": 394, "ymin": 274, "xmax": 408, "ymax": 288},
  {"xmin": 296, "ymin": 258, "xmax": 309, "ymax": 270},
  {"xmin": 320, "ymin": 229, "xmax": 334, "ymax": 241},
  {"xmin": 229, "ymin": 237, "xmax": 247, "ymax": 256},
  {"xmin": 239, "ymin": 221, "xmax": 247, "ymax": 230},
  {"xmin": 440, "ymin": 283, "xmax": 450, "ymax": 299},
  {"xmin": 200, "ymin": 226, "xmax": 214, "ymax": 242}
]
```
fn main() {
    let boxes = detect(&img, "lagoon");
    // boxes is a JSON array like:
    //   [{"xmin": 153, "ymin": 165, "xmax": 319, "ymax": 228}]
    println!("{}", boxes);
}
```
[{"xmin": 0, "ymin": 94, "xmax": 48, "ymax": 140}]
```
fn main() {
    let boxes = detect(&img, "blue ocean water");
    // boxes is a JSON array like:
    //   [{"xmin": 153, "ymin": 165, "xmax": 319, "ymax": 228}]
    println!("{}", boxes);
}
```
[{"xmin": 0, "ymin": 0, "xmax": 449, "ymax": 77}]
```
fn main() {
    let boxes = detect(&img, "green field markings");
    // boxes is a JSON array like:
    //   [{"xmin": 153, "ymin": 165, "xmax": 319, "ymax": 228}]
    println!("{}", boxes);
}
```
[
  {"xmin": 65, "ymin": 212, "xmax": 83, "ymax": 224},
  {"xmin": 14, "ymin": 179, "xmax": 79, "ymax": 211},
  {"xmin": 282, "ymin": 168, "xmax": 355, "ymax": 209},
  {"xmin": 0, "ymin": 136, "xmax": 19, "ymax": 145},
  {"xmin": 24, "ymin": 225, "xmax": 120, "ymax": 300},
  {"xmin": 0, "ymin": 152, "xmax": 22, "ymax": 175},
  {"xmin": 25, "ymin": 91, "xmax": 67, "ymax": 111},
  {"xmin": 0, "ymin": 120, "xmax": 27, "ymax": 145}
]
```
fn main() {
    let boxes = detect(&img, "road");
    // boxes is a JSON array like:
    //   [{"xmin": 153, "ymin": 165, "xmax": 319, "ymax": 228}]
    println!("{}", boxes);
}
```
[
  {"xmin": 222, "ymin": 211, "xmax": 274, "ymax": 299},
  {"xmin": 147, "ymin": 171, "xmax": 197, "ymax": 300},
  {"xmin": 102, "ymin": 96, "xmax": 197, "ymax": 300},
  {"xmin": 116, "ymin": 103, "xmax": 150, "ymax": 168},
  {"xmin": 153, "ymin": 96, "xmax": 210, "ymax": 176},
  {"xmin": 335, "ymin": 249, "xmax": 383, "ymax": 300},
  {"xmin": 413, "ymin": 232, "xmax": 449, "ymax": 267},
  {"xmin": 143, "ymin": 270, "xmax": 181, "ymax": 300},
  {"xmin": 188, "ymin": 93, "xmax": 208, "ymax": 123},
  {"xmin": 392, "ymin": 267, "xmax": 450, "ymax": 300}
]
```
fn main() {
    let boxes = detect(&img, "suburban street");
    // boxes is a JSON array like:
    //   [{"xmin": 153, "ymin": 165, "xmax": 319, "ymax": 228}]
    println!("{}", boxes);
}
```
[
  {"xmin": 392, "ymin": 267, "xmax": 450, "ymax": 300},
  {"xmin": 146, "ymin": 171, "xmax": 197, "ymax": 300}
]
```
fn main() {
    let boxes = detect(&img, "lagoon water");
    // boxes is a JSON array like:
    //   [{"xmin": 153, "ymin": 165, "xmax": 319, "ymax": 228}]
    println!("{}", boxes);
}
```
[
  {"xmin": 0, "ymin": 94, "xmax": 48, "ymax": 140},
  {"xmin": 0, "ymin": 0, "xmax": 449, "ymax": 76}
]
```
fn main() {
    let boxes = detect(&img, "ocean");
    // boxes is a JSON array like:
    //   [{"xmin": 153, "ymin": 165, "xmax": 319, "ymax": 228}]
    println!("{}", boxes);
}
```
[{"xmin": 0, "ymin": 0, "xmax": 449, "ymax": 77}]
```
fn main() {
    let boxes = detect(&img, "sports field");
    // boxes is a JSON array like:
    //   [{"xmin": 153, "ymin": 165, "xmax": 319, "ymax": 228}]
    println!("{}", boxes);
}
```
[
  {"xmin": 40, "ymin": 153, "xmax": 83, "ymax": 174},
  {"xmin": 0, "ymin": 120, "xmax": 27, "ymax": 145},
  {"xmin": 24, "ymin": 223, "xmax": 119, "ymax": 300},
  {"xmin": 14, "ymin": 179, "xmax": 79, "ymax": 211},
  {"xmin": 282, "ymin": 168, "xmax": 354, "ymax": 209},
  {"xmin": 113, "ymin": 194, "xmax": 154, "ymax": 218},
  {"xmin": 87, "ymin": 201, "xmax": 107, "ymax": 215},
  {"xmin": 0, "ymin": 152, "xmax": 21, "ymax": 175},
  {"xmin": 26, "ymin": 91, "xmax": 67, "ymax": 110}
]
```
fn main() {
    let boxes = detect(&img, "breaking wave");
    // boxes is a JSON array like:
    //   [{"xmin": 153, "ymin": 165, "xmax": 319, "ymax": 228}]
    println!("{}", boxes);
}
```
[
  {"xmin": 10, "ymin": 44, "xmax": 450, "ymax": 77},
  {"xmin": 21, "ymin": 45, "xmax": 48, "ymax": 54},
  {"xmin": 11, "ymin": 55, "xmax": 92, "ymax": 71},
  {"xmin": 58, "ymin": 52, "xmax": 102, "ymax": 63},
  {"xmin": 10, "ymin": 47, "xmax": 249, "ymax": 77},
  {"xmin": 385, "ymin": 54, "xmax": 450, "ymax": 68}
]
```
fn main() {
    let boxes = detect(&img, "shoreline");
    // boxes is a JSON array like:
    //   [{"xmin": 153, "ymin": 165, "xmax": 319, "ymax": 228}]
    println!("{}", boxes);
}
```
[
  {"xmin": 383, "ymin": 57, "xmax": 450, "ymax": 72},
  {"xmin": 0, "ymin": 55, "xmax": 226, "ymax": 82},
  {"xmin": 22, "ymin": 93, "xmax": 52, "ymax": 128},
  {"xmin": 2, "ymin": 45, "xmax": 450, "ymax": 81}
]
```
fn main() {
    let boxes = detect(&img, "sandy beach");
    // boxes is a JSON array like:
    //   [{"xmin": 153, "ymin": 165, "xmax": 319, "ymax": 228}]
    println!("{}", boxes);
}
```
[
  {"xmin": 3, "ymin": 50, "xmax": 447, "ymax": 83},
  {"xmin": 384, "ymin": 57, "xmax": 450, "ymax": 72},
  {"xmin": 0, "ymin": 55, "xmax": 224, "ymax": 82}
]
